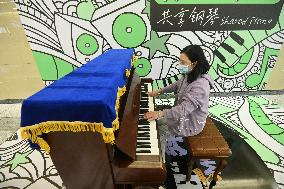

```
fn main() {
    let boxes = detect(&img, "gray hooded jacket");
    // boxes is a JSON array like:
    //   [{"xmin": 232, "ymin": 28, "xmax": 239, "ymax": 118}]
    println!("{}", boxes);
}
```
[{"xmin": 160, "ymin": 74, "xmax": 214, "ymax": 137}]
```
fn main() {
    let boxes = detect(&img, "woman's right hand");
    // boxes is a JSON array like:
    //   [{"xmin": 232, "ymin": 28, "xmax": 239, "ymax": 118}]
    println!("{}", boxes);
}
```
[{"xmin": 147, "ymin": 90, "xmax": 161, "ymax": 97}]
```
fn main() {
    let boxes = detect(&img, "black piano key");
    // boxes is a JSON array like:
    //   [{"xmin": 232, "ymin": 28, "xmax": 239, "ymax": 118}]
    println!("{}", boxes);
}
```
[
  {"xmin": 137, "ymin": 135, "xmax": 150, "ymax": 138},
  {"xmin": 140, "ymin": 104, "xmax": 149, "ymax": 108},
  {"xmin": 139, "ymin": 120, "xmax": 150, "ymax": 124},
  {"xmin": 137, "ymin": 145, "xmax": 151, "ymax": 148},
  {"xmin": 137, "ymin": 133, "xmax": 150, "ymax": 136},
  {"xmin": 140, "ymin": 103, "xmax": 149, "ymax": 107},
  {"xmin": 138, "ymin": 132, "xmax": 150, "ymax": 136},
  {"xmin": 137, "ymin": 142, "xmax": 151, "ymax": 145},
  {"xmin": 136, "ymin": 150, "xmax": 151, "ymax": 153},
  {"xmin": 138, "ymin": 124, "xmax": 150, "ymax": 128},
  {"xmin": 138, "ymin": 134, "xmax": 150, "ymax": 137},
  {"xmin": 140, "ymin": 101, "xmax": 149, "ymax": 104},
  {"xmin": 140, "ymin": 104, "xmax": 149, "ymax": 107},
  {"xmin": 138, "ymin": 128, "xmax": 150, "ymax": 131},
  {"xmin": 137, "ymin": 137, "xmax": 150, "ymax": 140}
]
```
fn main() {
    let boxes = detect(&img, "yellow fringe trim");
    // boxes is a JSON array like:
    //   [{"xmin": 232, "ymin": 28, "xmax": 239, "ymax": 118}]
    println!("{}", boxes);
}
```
[
  {"xmin": 20, "ymin": 85, "xmax": 127, "ymax": 154},
  {"xmin": 126, "ymin": 69, "xmax": 130, "ymax": 78},
  {"xmin": 131, "ymin": 55, "xmax": 138, "ymax": 67}
]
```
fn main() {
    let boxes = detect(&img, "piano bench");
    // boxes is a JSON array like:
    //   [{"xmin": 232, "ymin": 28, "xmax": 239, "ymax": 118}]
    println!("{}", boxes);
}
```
[{"xmin": 185, "ymin": 118, "xmax": 232, "ymax": 189}]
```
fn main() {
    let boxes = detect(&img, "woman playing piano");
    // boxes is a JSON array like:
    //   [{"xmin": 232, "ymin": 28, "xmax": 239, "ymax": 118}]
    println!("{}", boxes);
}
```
[{"xmin": 144, "ymin": 45, "xmax": 214, "ymax": 188}]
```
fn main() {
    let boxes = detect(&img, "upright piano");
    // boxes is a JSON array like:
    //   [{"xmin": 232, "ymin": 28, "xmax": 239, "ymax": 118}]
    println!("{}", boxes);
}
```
[
  {"xmin": 20, "ymin": 49, "xmax": 166, "ymax": 189},
  {"xmin": 45, "ymin": 69, "xmax": 166, "ymax": 189}
]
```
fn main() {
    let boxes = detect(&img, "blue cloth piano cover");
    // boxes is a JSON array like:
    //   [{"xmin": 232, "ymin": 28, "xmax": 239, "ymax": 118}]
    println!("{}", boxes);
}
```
[{"xmin": 20, "ymin": 48, "xmax": 134, "ymax": 129}]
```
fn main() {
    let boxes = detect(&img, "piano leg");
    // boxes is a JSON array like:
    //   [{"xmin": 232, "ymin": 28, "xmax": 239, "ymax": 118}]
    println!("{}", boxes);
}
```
[{"xmin": 186, "ymin": 157, "xmax": 195, "ymax": 181}]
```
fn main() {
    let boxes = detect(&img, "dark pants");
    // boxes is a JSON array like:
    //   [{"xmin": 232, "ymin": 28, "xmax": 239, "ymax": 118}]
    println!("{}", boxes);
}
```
[{"xmin": 164, "ymin": 136, "xmax": 190, "ymax": 189}]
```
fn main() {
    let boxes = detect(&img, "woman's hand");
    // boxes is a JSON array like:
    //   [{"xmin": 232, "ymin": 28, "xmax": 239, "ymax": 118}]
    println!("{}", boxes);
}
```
[
  {"xmin": 144, "ymin": 111, "xmax": 164, "ymax": 121},
  {"xmin": 147, "ymin": 90, "xmax": 161, "ymax": 97}
]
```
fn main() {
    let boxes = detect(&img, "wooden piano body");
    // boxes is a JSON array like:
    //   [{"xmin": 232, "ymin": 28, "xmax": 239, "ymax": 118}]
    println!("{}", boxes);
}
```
[{"xmin": 44, "ymin": 70, "xmax": 166, "ymax": 189}]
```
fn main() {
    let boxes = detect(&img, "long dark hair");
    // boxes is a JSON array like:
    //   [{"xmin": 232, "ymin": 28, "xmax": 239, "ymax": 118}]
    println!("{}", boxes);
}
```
[{"xmin": 180, "ymin": 45, "xmax": 210, "ymax": 83}]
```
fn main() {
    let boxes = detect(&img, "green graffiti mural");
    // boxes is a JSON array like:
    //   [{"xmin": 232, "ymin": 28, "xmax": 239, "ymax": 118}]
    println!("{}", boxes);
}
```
[
  {"xmin": 141, "ymin": 31, "xmax": 171, "ymax": 59},
  {"xmin": 211, "ymin": 10, "xmax": 284, "ymax": 88},
  {"xmin": 208, "ymin": 100, "xmax": 280, "ymax": 164},
  {"xmin": 32, "ymin": 51, "xmax": 77, "ymax": 81},
  {"xmin": 248, "ymin": 96, "xmax": 284, "ymax": 145},
  {"xmin": 245, "ymin": 48, "xmax": 279, "ymax": 89},
  {"xmin": 155, "ymin": 0, "xmax": 280, "ymax": 4},
  {"xmin": 77, "ymin": 0, "xmax": 98, "ymax": 21},
  {"xmin": 76, "ymin": 33, "xmax": 99, "ymax": 56},
  {"xmin": 134, "ymin": 57, "xmax": 152, "ymax": 77},
  {"xmin": 10, "ymin": 0, "xmax": 284, "ymax": 187},
  {"xmin": 112, "ymin": 13, "xmax": 147, "ymax": 48}
]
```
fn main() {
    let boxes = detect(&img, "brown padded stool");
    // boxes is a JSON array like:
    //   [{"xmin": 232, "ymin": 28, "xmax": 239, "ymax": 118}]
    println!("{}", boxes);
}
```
[{"xmin": 186, "ymin": 118, "xmax": 232, "ymax": 189}]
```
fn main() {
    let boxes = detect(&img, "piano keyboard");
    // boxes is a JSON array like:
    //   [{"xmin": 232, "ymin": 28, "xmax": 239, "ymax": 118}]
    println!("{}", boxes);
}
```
[{"xmin": 136, "ymin": 82, "xmax": 160, "ymax": 156}]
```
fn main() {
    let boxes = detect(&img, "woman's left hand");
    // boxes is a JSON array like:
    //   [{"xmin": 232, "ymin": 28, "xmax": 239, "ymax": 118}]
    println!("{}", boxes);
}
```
[{"xmin": 144, "ymin": 111, "xmax": 164, "ymax": 121}]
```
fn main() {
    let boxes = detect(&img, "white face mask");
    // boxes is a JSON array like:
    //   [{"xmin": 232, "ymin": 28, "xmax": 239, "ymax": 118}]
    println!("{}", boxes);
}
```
[{"xmin": 178, "ymin": 64, "xmax": 191, "ymax": 74}]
